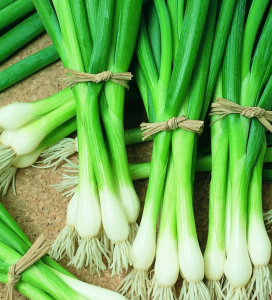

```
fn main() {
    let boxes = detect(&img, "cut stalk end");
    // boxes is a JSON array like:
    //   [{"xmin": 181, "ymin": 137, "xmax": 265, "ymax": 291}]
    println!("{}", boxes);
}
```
[
  {"xmin": 68, "ymin": 237, "xmax": 110, "ymax": 275},
  {"xmin": 117, "ymin": 268, "xmax": 151, "ymax": 299},
  {"xmin": 246, "ymin": 265, "xmax": 272, "ymax": 300},
  {"xmin": 179, "ymin": 279, "xmax": 210, "ymax": 300},
  {"xmin": 49, "ymin": 224, "xmax": 77, "ymax": 260},
  {"xmin": 111, "ymin": 240, "xmax": 133, "ymax": 276}
]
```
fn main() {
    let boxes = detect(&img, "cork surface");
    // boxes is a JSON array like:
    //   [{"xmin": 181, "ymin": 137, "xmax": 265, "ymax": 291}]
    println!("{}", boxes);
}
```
[{"xmin": 0, "ymin": 33, "xmax": 272, "ymax": 300}]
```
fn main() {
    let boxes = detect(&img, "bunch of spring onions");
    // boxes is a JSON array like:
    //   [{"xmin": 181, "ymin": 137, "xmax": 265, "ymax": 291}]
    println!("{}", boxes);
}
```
[
  {"xmin": 0, "ymin": 202, "xmax": 127, "ymax": 300},
  {"xmin": 33, "ymin": 0, "xmax": 143, "ymax": 276},
  {"xmin": 116, "ymin": 0, "xmax": 239, "ymax": 299},
  {"xmin": 205, "ymin": 1, "xmax": 272, "ymax": 299}
]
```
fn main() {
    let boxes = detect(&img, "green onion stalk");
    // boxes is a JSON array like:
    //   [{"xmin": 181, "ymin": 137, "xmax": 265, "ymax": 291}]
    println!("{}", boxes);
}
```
[
  {"xmin": 0, "ymin": 0, "xmax": 35, "ymax": 30},
  {"xmin": 216, "ymin": 1, "xmax": 272, "ymax": 298},
  {"xmin": 0, "ymin": 12, "xmax": 44, "ymax": 63},
  {"xmin": 149, "ymin": 152, "xmax": 179, "ymax": 300},
  {"xmin": 0, "ymin": 44, "xmax": 59, "ymax": 92},
  {"xmin": 244, "ymin": 76, "xmax": 272, "ymax": 298},
  {"xmin": 203, "ymin": 0, "xmax": 265, "ymax": 298},
  {"xmin": 0, "ymin": 0, "xmax": 16, "ymax": 11},
  {"xmin": 96, "ymin": 0, "xmax": 143, "ymax": 246},
  {"xmin": 34, "ymin": 0, "xmax": 143, "ymax": 276},
  {"xmin": 118, "ymin": 0, "xmax": 210, "ymax": 298},
  {"xmin": 171, "ymin": 2, "xmax": 217, "ymax": 298},
  {"xmin": 0, "ymin": 202, "xmax": 127, "ymax": 300},
  {"xmin": 204, "ymin": 74, "xmax": 229, "ymax": 300}
]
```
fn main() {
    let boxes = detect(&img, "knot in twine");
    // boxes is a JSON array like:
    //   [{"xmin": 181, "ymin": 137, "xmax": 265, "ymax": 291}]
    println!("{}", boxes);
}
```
[
  {"xmin": 241, "ymin": 106, "xmax": 266, "ymax": 118},
  {"xmin": 210, "ymin": 98, "xmax": 272, "ymax": 132},
  {"xmin": 62, "ymin": 68, "xmax": 133, "ymax": 89},
  {"xmin": 140, "ymin": 116, "xmax": 204, "ymax": 141},
  {"xmin": 6, "ymin": 234, "xmax": 50, "ymax": 300}
]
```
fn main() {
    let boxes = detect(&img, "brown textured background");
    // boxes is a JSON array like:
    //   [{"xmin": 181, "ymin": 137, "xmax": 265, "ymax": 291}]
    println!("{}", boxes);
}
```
[{"xmin": 0, "ymin": 33, "xmax": 272, "ymax": 300}]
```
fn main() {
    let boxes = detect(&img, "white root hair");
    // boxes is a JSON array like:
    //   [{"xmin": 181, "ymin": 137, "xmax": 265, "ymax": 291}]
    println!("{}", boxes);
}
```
[
  {"xmin": 52, "ymin": 174, "xmax": 77, "ymax": 197},
  {"xmin": 0, "ymin": 145, "xmax": 16, "ymax": 173},
  {"xmin": 263, "ymin": 209, "xmax": 272, "ymax": 231},
  {"xmin": 68, "ymin": 237, "xmax": 110, "ymax": 276},
  {"xmin": 111, "ymin": 240, "xmax": 133, "ymax": 276},
  {"xmin": 246, "ymin": 265, "xmax": 272, "ymax": 300},
  {"xmin": 128, "ymin": 222, "xmax": 139, "ymax": 244},
  {"xmin": 100, "ymin": 230, "xmax": 113, "ymax": 267},
  {"xmin": 35, "ymin": 138, "xmax": 77, "ymax": 170},
  {"xmin": 179, "ymin": 279, "xmax": 210, "ymax": 300},
  {"xmin": 223, "ymin": 281, "xmax": 247, "ymax": 300},
  {"xmin": 0, "ymin": 165, "xmax": 17, "ymax": 198},
  {"xmin": 206, "ymin": 279, "xmax": 225, "ymax": 300},
  {"xmin": 149, "ymin": 275, "xmax": 177, "ymax": 300},
  {"xmin": 49, "ymin": 224, "xmax": 78, "ymax": 260},
  {"xmin": 117, "ymin": 268, "xmax": 151, "ymax": 300}
]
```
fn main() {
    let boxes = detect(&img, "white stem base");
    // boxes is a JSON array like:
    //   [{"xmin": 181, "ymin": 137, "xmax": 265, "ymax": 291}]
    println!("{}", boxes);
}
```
[
  {"xmin": 246, "ymin": 265, "xmax": 272, "ymax": 300},
  {"xmin": 128, "ymin": 223, "xmax": 139, "ymax": 244},
  {"xmin": 68, "ymin": 237, "xmax": 109, "ymax": 275},
  {"xmin": 49, "ymin": 224, "xmax": 77, "ymax": 260},
  {"xmin": 150, "ymin": 276, "xmax": 177, "ymax": 300},
  {"xmin": 179, "ymin": 280, "xmax": 210, "ymax": 300},
  {"xmin": 206, "ymin": 279, "xmax": 225, "ymax": 300},
  {"xmin": 117, "ymin": 268, "xmax": 150, "ymax": 300},
  {"xmin": 0, "ymin": 165, "xmax": 16, "ymax": 198},
  {"xmin": 0, "ymin": 145, "xmax": 16, "ymax": 173},
  {"xmin": 111, "ymin": 240, "xmax": 133, "ymax": 276},
  {"xmin": 223, "ymin": 281, "xmax": 246, "ymax": 300}
]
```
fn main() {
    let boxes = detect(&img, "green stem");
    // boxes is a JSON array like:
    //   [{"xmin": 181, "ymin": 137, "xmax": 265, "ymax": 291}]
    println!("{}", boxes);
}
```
[
  {"xmin": 0, "ymin": 13, "xmax": 44, "ymax": 63},
  {"xmin": 0, "ymin": 0, "xmax": 35, "ymax": 30},
  {"xmin": 0, "ymin": 45, "xmax": 59, "ymax": 93}
]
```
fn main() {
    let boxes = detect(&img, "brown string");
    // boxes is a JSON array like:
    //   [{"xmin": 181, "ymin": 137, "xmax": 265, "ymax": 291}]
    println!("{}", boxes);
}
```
[
  {"xmin": 210, "ymin": 98, "xmax": 272, "ymax": 132},
  {"xmin": 62, "ymin": 68, "xmax": 133, "ymax": 89},
  {"xmin": 6, "ymin": 234, "xmax": 50, "ymax": 300},
  {"xmin": 140, "ymin": 116, "xmax": 204, "ymax": 141}
]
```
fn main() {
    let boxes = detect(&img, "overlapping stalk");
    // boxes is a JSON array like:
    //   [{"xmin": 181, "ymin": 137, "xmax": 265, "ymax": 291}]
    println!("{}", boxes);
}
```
[
  {"xmin": 171, "ymin": 3, "xmax": 217, "ymax": 298},
  {"xmin": 118, "ymin": 0, "xmax": 210, "ymax": 298},
  {"xmin": 206, "ymin": 1, "xmax": 272, "ymax": 298},
  {"xmin": 33, "ymin": 0, "xmax": 143, "ymax": 276}
]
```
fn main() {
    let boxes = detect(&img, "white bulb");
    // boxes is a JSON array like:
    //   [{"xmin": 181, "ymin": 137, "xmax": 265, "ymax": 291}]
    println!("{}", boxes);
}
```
[
  {"xmin": 99, "ymin": 189, "xmax": 129, "ymax": 243},
  {"xmin": 248, "ymin": 217, "xmax": 271, "ymax": 266},
  {"xmin": 155, "ymin": 232, "xmax": 179, "ymax": 286},
  {"xmin": 0, "ymin": 103, "xmax": 34, "ymax": 129},
  {"xmin": 0, "ymin": 129, "xmax": 17, "ymax": 146},
  {"xmin": 204, "ymin": 248, "xmax": 225, "ymax": 280},
  {"xmin": 132, "ymin": 215, "xmax": 156, "ymax": 269},
  {"xmin": 75, "ymin": 184, "xmax": 101, "ymax": 238},
  {"xmin": 179, "ymin": 237, "xmax": 204, "ymax": 282}
]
